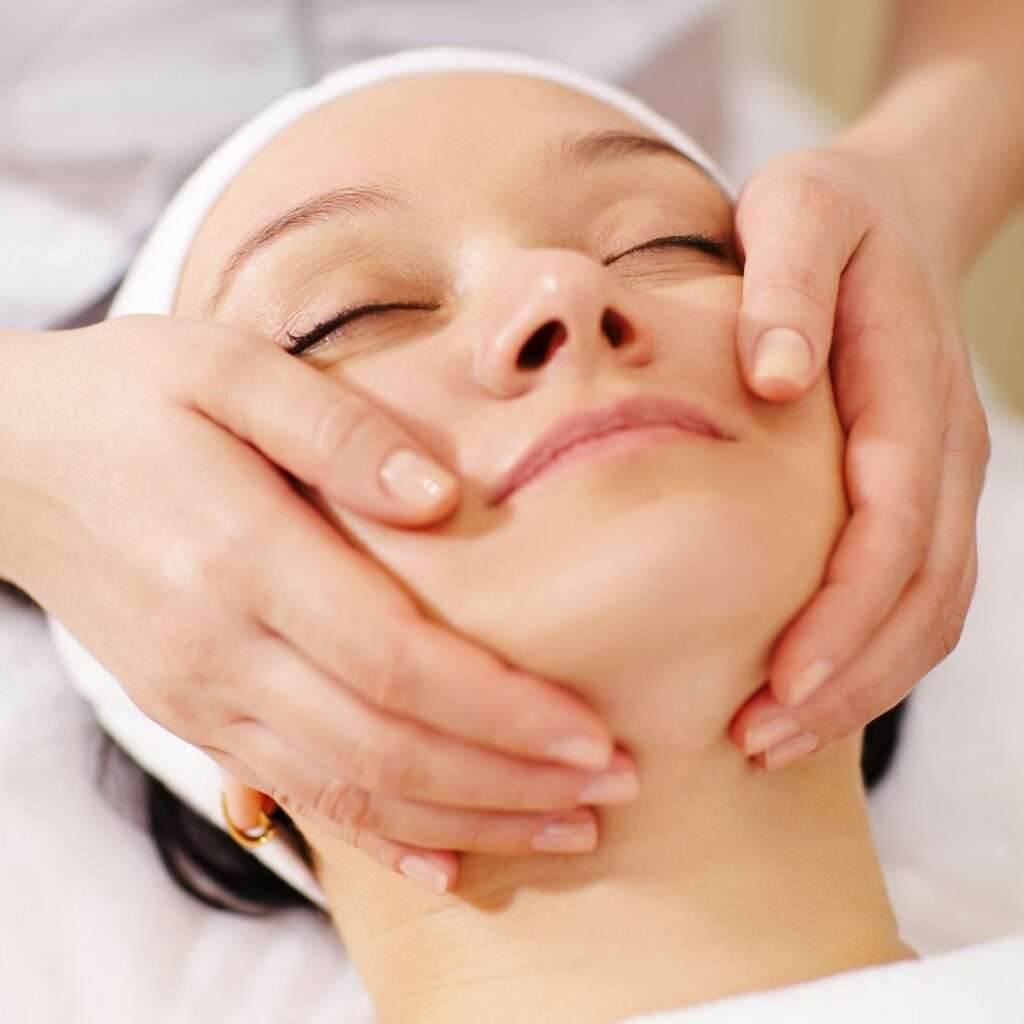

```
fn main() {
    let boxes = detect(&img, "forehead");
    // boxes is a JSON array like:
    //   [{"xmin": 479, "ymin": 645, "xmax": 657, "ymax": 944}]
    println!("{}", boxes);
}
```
[
  {"xmin": 178, "ymin": 72, "xmax": 716, "ymax": 312},
  {"xmin": 231, "ymin": 72, "xmax": 647, "ymax": 204}
]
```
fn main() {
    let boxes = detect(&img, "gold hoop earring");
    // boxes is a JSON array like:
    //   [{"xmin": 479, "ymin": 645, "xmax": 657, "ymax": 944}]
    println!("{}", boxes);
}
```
[{"xmin": 221, "ymin": 790, "xmax": 277, "ymax": 849}]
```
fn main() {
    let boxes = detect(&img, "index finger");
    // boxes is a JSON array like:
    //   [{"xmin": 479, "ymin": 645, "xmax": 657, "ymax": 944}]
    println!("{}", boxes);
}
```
[
  {"xmin": 768, "ymin": 322, "xmax": 944, "ymax": 708},
  {"xmin": 253, "ymin": 493, "xmax": 615, "ymax": 772},
  {"xmin": 178, "ymin": 322, "xmax": 461, "ymax": 526}
]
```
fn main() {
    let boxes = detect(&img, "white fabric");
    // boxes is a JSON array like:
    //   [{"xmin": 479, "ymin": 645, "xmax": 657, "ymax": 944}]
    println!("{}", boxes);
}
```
[
  {"xmin": 622, "ymin": 932, "xmax": 1024, "ymax": 1023},
  {"xmin": 0, "ymin": 0, "xmax": 724, "ymax": 330},
  {"xmin": 43, "ymin": 42, "xmax": 733, "ymax": 909}
]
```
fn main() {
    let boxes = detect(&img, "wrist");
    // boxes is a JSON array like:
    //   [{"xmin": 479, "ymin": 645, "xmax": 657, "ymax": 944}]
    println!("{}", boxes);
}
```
[
  {"xmin": 0, "ymin": 329, "xmax": 53, "ymax": 589},
  {"xmin": 835, "ymin": 59, "xmax": 1024, "ymax": 283}
]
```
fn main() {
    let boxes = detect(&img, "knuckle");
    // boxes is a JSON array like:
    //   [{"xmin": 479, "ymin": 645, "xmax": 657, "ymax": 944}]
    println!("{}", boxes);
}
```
[
  {"xmin": 934, "ymin": 597, "xmax": 968, "ymax": 662},
  {"xmin": 833, "ymin": 678, "xmax": 885, "ymax": 737},
  {"xmin": 314, "ymin": 776, "xmax": 376, "ymax": 831},
  {"xmin": 887, "ymin": 506, "xmax": 930, "ymax": 567},
  {"xmin": 922, "ymin": 574, "xmax": 967, "ymax": 663},
  {"xmin": 310, "ymin": 397, "xmax": 373, "ymax": 470},
  {"xmin": 758, "ymin": 261, "xmax": 831, "ymax": 315},
  {"xmin": 362, "ymin": 626, "xmax": 416, "ymax": 711},
  {"xmin": 458, "ymin": 812, "xmax": 491, "ymax": 852},
  {"xmin": 266, "ymin": 783, "xmax": 291, "ymax": 812},
  {"xmin": 792, "ymin": 174, "xmax": 847, "ymax": 218},
  {"xmin": 936, "ymin": 614, "xmax": 967, "ymax": 661},
  {"xmin": 345, "ymin": 726, "xmax": 412, "ymax": 794},
  {"xmin": 187, "ymin": 322, "xmax": 249, "ymax": 394},
  {"xmin": 159, "ymin": 523, "xmax": 245, "ymax": 604}
]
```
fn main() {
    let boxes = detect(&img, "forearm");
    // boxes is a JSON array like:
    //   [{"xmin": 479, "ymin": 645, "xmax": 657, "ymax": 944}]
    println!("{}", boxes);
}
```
[
  {"xmin": 0, "ymin": 329, "xmax": 49, "ymax": 589},
  {"xmin": 836, "ymin": 0, "xmax": 1024, "ymax": 281}
]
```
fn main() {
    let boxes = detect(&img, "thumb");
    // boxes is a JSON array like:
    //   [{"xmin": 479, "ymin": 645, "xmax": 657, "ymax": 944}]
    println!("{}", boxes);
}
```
[
  {"xmin": 734, "ymin": 176, "xmax": 854, "ymax": 401},
  {"xmin": 184, "ymin": 326, "xmax": 461, "ymax": 527}
]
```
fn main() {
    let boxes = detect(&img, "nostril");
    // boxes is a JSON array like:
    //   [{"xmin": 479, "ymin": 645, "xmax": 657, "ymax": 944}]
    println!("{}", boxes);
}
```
[
  {"xmin": 601, "ymin": 308, "xmax": 633, "ymax": 348},
  {"xmin": 517, "ymin": 319, "xmax": 567, "ymax": 369}
]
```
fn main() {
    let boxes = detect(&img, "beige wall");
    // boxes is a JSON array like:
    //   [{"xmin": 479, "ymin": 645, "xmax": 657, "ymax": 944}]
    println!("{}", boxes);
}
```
[{"xmin": 733, "ymin": 0, "xmax": 1024, "ymax": 412}]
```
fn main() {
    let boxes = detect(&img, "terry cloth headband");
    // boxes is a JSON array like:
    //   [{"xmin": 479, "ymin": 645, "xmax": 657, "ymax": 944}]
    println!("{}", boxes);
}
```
[{"xmin": 47, "ymin": 45, "xmax": 735, "ymax": 909}]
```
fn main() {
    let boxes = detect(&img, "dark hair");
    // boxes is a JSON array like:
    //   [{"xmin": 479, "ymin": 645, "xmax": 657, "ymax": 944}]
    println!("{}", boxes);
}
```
[
  {"xmin": 96, "ymin": 697, "xmax": 910, "ymax": 917},
  {"xmin": 0, "ymin": 579, "xmax": 35, "ymax": 604}
]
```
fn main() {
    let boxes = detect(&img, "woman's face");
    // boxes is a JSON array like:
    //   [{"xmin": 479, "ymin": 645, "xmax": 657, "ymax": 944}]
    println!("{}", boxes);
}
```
[{"xmin": 176, "ymin": 72, "xmax": 847, "ymax": 743}]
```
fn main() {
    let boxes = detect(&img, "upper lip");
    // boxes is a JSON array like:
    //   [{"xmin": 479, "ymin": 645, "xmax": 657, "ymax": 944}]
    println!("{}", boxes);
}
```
[{"xmin": 488, "ymin": 393, "xmax": 736, "ymax": 504}]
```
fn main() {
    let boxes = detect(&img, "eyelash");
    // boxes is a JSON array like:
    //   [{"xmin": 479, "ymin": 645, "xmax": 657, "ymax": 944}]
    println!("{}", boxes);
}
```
[{"xmin": 284, "ymin": 232, "xmax": 729, "ymax": 356}]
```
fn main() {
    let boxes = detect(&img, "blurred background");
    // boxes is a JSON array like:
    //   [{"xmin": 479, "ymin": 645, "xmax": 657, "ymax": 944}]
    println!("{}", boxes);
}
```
[{"xmin": 730, "ymin": 0, "xmax": 1024, "ymax": 413}]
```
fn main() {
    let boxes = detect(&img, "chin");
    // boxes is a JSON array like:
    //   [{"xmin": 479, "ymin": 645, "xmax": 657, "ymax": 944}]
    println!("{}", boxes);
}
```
[{"xmin": 333, "ymin": 442, "xmax": 844, "ymax": 714}]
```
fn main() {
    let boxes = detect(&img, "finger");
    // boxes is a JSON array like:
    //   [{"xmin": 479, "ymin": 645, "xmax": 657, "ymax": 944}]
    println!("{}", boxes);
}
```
[
  {"xmin": 734, "ymin": 175, "xmax": 859, "ymax": 400},
  {"xmin": 346, "ymin": 829, "xmax": 459, "ymax": 895},
  {"xmin": 730, "ymin": 558, "xmax": 971, "ymax": 767},
  {"xmin": 765, "ymin": 538, "xmax": 977, "ymax": 761},
  {"xmin": 759, "ymin": 411, "xmax": 983, "ymax": 747},
  {"xmin": 768, "ymin": 324, "xmax": 944, "ymax": 710},
  {"xmin": 219, "ymin": 728, "xmax": 603, "ymax": 859},
  {"xmin": 178, "ymin": 324, "xmax": 460, "ymax": 525},
  {"xmin": 727, "ymin": 682, "xmax": 795, "ymax": 757},
  {"xmin": 206, "ymin": 739, "xmax": 459, "ymax": 893},
  {"xmin": 248, "ymin": 634, "xmax": 638, "ymax": 811},
  {"xmin": 253, "ymin": 504, "xmax": 615, "ymax": 770},
  {"xmin": 299, "ymin": 787, "xmax": 600, "ymax": 857}
]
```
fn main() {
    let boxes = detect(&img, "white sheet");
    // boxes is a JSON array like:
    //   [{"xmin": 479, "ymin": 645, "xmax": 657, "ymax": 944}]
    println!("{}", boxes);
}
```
[
  {"xmin": 2, "ymin": 63, "xmax": 1022, "ymax": 1024},
  {"xmin": 622, "ymin": 932, "xmax": 1024, "ymax": 1023}
]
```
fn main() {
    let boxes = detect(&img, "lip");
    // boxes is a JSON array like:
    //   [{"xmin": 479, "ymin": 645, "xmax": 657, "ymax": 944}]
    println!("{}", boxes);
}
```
[{"xmin": 488, "ymin": 394, "xmax": 737, "ymax": 505}]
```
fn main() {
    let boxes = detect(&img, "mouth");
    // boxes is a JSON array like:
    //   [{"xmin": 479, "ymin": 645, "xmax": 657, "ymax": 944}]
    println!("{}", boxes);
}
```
[{"xmin": 488, "ymin": 394, "xmax": 736, "ymax": 505}]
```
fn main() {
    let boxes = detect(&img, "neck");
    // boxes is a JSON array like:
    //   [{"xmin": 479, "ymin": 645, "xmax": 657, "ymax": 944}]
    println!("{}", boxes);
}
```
[{"xmin": 317, "ymin": 733, "xmax": 916, "ymax": 1023}]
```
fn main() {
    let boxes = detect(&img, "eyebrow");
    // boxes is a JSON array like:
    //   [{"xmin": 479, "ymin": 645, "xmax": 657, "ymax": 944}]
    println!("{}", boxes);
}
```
[
  {"xmin": 554, "ymin": 128, "xmax": 704, "ymax": 175},
  {"xmin": 203, "ymin": 184, "xmax": 406, "ymax": 314},
  {"xmin": 204, "ymin": 128, "xmax": 711, "ymax": 314}
]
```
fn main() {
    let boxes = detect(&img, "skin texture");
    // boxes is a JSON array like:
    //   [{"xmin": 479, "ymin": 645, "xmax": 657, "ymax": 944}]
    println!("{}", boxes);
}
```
[{"xmin": 176, "ymin": 73, "xmax": 917, "ymax": 1022}]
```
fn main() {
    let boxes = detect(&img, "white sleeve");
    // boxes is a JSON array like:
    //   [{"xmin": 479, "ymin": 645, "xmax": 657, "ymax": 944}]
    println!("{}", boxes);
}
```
[
  {"xmin": 0, "ymin": 178, "xmax": 140, "ymax": 330},
  {"xmin": 0, "ymin": 2, "xmax": 306, "ymax": 331}
]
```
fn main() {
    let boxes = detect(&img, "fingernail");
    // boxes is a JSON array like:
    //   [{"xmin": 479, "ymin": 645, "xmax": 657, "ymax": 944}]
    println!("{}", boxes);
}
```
[
  {"xmin": 785, "ymin": 660, "xmax": 834, "ymax": 706},
  {"xmin": 380, "ymin": 448, "xmax": 457, "ymax": 510},
  {"xmin": 753, "ymin": 328, "xmax": 813, "ymax": 389},
  {"xmin": 743, "ymin": 713, "xmax": 802, "ymax": 756},
  {"xmin": 399, "ymin": 855, "xmax": 450, "ymax": 894},
  {"xmin": 546, "ymin": 735, "xmax": 612, "ymax": 771},
  {"xmin": 532, "ymin": 812, "xmax": 598, "ymax": 853},
  {"xmin": 578, "ymin": 770, "xmax": 640, "ymax": 805},
  {"xmin": 763, "ymin": 731, "xmax": 819, "ymax": 770}
]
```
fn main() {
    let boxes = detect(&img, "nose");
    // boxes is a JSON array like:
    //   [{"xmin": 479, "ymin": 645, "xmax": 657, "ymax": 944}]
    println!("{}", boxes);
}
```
[{"xmin": 474, "ymin": 248, "xmax": 652, "ymax": 397}]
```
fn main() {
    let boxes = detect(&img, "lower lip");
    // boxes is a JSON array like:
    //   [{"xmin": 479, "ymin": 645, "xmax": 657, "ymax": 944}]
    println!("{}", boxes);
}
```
[{"xmin": 510, "ymin": 423, "xmax": 705, "ymax": 498}]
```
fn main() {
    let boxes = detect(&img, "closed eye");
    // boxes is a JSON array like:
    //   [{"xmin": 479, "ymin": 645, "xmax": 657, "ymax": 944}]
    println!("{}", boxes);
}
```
[
  {"xmin": 284, "ymin": 301, "xmax": 439, "ymax": 356},
  {"xmin": 284, "ymin": 233, "xmax": 731, "ymax": 357},
  {"xmin": 604, "ymin": 232, "xmax": 731, "ymax": 265}
]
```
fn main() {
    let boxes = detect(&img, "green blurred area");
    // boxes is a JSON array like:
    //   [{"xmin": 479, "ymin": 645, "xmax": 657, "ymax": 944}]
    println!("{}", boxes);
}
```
[{"xmin": 736, "ymin": 0, "xmax": 1024, "ymax": 413}]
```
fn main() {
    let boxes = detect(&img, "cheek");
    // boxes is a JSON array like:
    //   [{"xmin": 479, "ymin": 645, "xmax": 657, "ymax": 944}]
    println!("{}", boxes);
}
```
[
  {"xmin": 645, "ymin": 275, "xmax": 744, "ymax": 393},
  {"xmin": 319, "ymin": 426, "xmax": 847, "ymax": 723},
  {"xmin": 328, "ymin": 343, "xmax": 464, "ymax": 470}
]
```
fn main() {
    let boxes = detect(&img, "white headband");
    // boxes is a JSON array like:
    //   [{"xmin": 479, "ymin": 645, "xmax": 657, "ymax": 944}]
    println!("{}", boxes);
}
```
[{"xmin": 47, "ymin": 45, "xmax": 734, "ymax": 909}]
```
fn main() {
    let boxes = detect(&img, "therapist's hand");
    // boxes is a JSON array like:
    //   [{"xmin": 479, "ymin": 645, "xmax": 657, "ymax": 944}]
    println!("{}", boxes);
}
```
[
  {"xmin": 0, "ymin": 315, "xmax": 629, "ymax": 893},
  {"xmin": 724, "ymin": 145, "xmax": 991, "ymax": 769}
]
